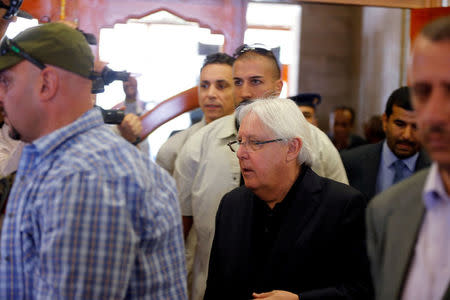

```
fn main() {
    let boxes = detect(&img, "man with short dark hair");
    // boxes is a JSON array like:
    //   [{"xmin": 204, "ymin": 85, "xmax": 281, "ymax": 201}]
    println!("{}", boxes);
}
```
[
  {"xmin": 366, "ymin": 16, "xmax": 450, "ymax": 300},
  {"xmin": 330, "ymin": 106, "xmax": 367, "ymax": 151},
  {"xmin": 157, "ymin": 52, "xmax": 235, "ymax": 299},
  {"xmin": 341, "ymin": 86, "xmax": 431, "ymax": 200},
  {"xmin": 0, "ymin": 23, "xmax": 186, "ymax": 299},
  {"xmin": 156, "ymin": 52, "xmax": 235, "ymax": 175}
]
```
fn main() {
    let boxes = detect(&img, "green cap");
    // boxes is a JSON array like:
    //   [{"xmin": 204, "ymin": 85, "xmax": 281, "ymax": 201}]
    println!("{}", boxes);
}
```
[{"xmin": 0, "ymin": 23, "xmax": 94, "ymax": 78}]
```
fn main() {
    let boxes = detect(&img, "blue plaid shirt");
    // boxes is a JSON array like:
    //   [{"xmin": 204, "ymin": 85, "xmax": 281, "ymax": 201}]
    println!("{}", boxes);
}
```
[{"xmin": 0, "ymin": 108, "xmax": 187, "ymax": 299}]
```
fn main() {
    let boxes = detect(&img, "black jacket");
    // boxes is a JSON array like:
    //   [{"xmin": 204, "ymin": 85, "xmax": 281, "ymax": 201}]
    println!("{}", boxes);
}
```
[{"xmin": 204, "ymin": 167, "xmax": 373, "ymax": 300}]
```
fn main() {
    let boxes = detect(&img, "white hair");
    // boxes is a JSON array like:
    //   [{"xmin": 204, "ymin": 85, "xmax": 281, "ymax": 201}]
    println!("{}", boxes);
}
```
[{"xmin": 236, "ymin": 97, "xmax": 314, "ymax": 166}]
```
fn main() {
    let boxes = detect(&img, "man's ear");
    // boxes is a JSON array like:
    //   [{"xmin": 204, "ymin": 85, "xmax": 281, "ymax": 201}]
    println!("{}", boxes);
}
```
[
  {"xmin": 382, "ymin": 113, "xmax": 388, "ymax": 133},
  {"xmin": 287, "ymin": 137, "xmax": 302, "ymax": 162},
  {"xmin": 39, "ymin": 67, "xmax": 58, "ymax": 102},
  {"xmin": 275, "ymin": 79, "xmax": 283, "ymax": 95}
]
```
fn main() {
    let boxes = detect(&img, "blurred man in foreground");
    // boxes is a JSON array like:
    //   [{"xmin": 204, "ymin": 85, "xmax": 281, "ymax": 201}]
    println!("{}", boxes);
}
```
[{"xmin": 367, "ymin": 16, "xmax": 450, "ymax": 300}]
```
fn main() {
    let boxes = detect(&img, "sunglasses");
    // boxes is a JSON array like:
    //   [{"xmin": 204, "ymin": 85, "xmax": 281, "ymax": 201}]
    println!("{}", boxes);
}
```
[
  {"xmin": 233, "ymin": 43, "xmax": 276, "ymax": 58},
  {"xmin": 233, "ymin": 43, "xmax": 281, "ymax": 75},
  {"xmin": 0, "ymin": 37, "xmax": 46, "ymax": 70}
]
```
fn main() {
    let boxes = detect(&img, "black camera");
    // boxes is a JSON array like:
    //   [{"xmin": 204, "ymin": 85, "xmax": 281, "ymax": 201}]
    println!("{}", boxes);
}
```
[
  {"xmin": 91, "ymin": 66, "xmax": 130, "ymax": 94},
  {"xmin": 101, "ymin": 66, "xmax": 130, "ymax": 85},
  {"xmin": 96, "ymin": 105, "xmax": 125, "ymax": 125},
  {"xmin": 1, "ymin": 0, "xmax": 32, "ymax": 20}
]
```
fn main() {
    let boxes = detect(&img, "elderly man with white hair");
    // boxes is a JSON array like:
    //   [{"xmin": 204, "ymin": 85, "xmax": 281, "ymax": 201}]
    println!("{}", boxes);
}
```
[{"xmin": 204, "ymin": 98, "xmax": 373, "ymax": 300}]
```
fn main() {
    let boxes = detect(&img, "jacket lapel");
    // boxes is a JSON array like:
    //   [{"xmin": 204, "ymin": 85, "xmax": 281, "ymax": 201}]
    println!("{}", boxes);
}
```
[
  {"xmin": 382, "ymin": 186, "xmax": 425, "ymax": 299},
  {"xmin": 443, "ymin": 283, "xmax": 450, "ymax": 300},
  {"xmin": 415, "ymin": 150, "xmax": 431, "ymax": 171},
  {"xmin": 364, "ymin": 143, "xmax": 383, "ymax": 199}
]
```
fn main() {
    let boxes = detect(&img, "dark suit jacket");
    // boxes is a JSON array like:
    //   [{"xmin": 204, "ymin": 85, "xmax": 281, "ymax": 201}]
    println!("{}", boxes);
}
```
[
  {"xmin": 204, "ymin": 167, "xmax": 373, "ymax": 300},
  {"xmin": 366, "ymin": 168, "xmax": 450, "ymax": 300},
  {"xmin": 340, "ymin": 141, "xmax": 431, "ymax": 200}
]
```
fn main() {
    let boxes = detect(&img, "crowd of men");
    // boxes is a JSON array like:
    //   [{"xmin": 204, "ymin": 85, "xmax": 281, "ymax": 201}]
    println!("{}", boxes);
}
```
[{"xmin": 0, "ymin": 3, "xmax": 448, "ymax": 299}]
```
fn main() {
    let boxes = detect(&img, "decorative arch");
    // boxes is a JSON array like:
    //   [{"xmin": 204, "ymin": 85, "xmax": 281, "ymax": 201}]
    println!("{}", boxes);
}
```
[{"xmin": 22, "ymin": 0, "xmax": 248, "ymax": 55}]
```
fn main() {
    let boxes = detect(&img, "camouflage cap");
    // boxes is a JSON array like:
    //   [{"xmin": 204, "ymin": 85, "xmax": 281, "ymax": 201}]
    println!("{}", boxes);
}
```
[{"xmin": 0, "ymin": 22, "xmax": 94, "ymax": 78}]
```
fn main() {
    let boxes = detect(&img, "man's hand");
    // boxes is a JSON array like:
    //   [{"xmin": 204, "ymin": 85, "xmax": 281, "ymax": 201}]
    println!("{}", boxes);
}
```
[
  {"xmin": 118, "ymin": 113, "xmax": 142, "ymax": 144},
  {"xmin": 253, "ymin": 290, "xmax": 299, "ymax": 300},
  {"xmin": 94, "ymin": 60, "xmax": 108, "ymax": 73}
]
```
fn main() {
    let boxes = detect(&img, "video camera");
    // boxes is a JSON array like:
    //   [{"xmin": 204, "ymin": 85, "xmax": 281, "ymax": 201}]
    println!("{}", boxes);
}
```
[
  {"xmin": 1, "ymin": 0, "xmax": 32, "ymax": 20},
  {"xmin": 96, "ymin": 105, "xmax": 125, "ymax": 125},
  {"xmin": 91, "ymin": 66, "xmax": 131, "ymax": 124},
  {"xmin": 91, "ymin": 65, "xmax": 130, "ymax": 94},
  {"xmin": 91, "ymin": 66, "xmax": 130, "ymax": 124}
]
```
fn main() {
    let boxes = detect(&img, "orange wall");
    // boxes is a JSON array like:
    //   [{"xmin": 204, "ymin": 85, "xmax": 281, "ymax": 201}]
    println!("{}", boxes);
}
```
[{"xmin": 410, "ymin": 7, "xmax": 450, "ymax": 42}]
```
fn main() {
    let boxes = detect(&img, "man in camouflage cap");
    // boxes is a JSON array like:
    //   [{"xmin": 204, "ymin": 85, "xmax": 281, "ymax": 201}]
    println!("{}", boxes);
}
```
[{"xmin": 0, "ymin": 23, "xmax": 187, "ymax": 299}]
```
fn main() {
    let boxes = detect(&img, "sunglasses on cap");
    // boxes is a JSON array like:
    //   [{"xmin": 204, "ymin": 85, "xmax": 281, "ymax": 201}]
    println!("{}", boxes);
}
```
[{"xmin": 0, "ymin": 36, "xmax": 46, "ymax": 70}]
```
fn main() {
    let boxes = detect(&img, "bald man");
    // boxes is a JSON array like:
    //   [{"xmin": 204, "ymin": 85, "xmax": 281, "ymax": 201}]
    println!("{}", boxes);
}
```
[{"xmin": 0, "ymin": 23, "xmax": 186, "ymax": 299}]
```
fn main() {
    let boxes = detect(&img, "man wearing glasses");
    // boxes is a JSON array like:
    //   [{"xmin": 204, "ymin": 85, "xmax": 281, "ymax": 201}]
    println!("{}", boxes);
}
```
[
  {"xmin": 0, "ymin": 23, "xmax": 187, "ymax": 299},
  {"xmin": 204, "ymin": 98, "xmax": 372, "ymax": 300},
  {"xmin": 174, "ymin": 44, "xmax": 348, "ymax": 300}
]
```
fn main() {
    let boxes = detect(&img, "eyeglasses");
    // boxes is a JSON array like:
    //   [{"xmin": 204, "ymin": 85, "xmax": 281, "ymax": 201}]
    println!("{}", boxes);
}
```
[
  {"xmin": 227, "ymin": 138, "xmax": 283, "ymax": 153},
  {"xmin": 0, "ymin": 37, "xmax": 46, "ymax": 70}
]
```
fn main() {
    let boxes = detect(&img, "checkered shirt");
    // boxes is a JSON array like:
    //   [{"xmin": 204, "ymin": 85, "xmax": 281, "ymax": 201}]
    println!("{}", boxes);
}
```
[{"xmin": 0, "ymin": 108, "xmax": 187, "ymax": 299}]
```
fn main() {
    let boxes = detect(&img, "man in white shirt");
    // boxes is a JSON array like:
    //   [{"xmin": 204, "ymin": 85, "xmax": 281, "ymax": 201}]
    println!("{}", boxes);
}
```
[
  {"xmin": 174, "ymin": 44, "xmax": 348, "ymax": 300},
  {"xmin": 156, "ymin": 53, "xmax": 235, "ymax": 175}
]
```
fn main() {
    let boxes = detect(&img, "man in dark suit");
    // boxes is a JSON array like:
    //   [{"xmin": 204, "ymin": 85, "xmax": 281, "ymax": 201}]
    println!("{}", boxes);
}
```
[
  {"xmin": 204, "ymin": 98, "xmax": 372, "ymax": 300},
  {"xmin": 367, "ymin": 16, "xmax": 450, "ymax": 300},
  {"xmin": 341, "ymin": 86, "xmax": 431, "ymax": 200}
]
